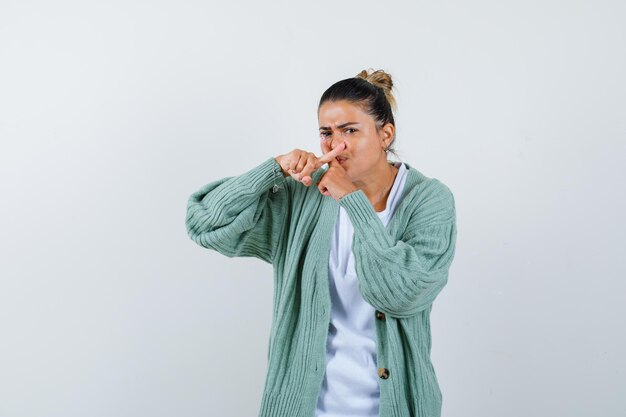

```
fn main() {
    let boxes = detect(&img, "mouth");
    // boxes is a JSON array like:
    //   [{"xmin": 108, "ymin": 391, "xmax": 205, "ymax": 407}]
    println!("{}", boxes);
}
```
[{"xmin": 336, "ymin": 156, "xmax": 348, "ymax": 164}]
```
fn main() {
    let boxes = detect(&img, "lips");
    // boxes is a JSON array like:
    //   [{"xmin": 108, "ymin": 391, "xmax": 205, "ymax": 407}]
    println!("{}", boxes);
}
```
[{"xmin": 336, "ymin": 156, "xmax": 348, "ymax": 163}]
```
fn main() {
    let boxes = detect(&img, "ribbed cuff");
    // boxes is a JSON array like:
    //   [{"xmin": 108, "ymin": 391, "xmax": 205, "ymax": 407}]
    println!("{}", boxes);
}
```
[
  {"xmin": 338, "ymin": 189, "xmax": 374, "ymax": 223},
  {"xmin": 338, "ymin": 189, "xmax": 395, "ymax": 247},
  {"xmin": 244, "ymin": 156, "xmax": 287, "ymax": 194}
]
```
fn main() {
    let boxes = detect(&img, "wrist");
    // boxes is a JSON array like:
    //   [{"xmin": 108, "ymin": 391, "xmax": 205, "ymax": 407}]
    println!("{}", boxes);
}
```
[
  {"xmin": 339, "ymin": 187, "xmax": 358, "ymax": 201},
  {"xmin": 273, "ymin": 156, "xmax": 290, "ymax": 177}
]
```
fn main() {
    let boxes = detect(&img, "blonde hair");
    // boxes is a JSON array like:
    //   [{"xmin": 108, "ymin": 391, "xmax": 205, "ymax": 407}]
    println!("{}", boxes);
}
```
[{"xmin": 355, "ymin": 68, "xmax": 397, "ymax": 113}]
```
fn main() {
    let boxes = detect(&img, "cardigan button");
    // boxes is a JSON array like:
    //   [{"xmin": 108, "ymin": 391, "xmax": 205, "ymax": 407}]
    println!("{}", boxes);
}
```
[
  {"xmin": 271, "ymin": 184, "xmax": 279, "ymax": 193},
  {"xmin": 378, "ymin": 367, "xmax": 390, "ymax": 379},
  {"xmin": 375, "ymin": 310, "xmax": 386, "ymax": 321}
]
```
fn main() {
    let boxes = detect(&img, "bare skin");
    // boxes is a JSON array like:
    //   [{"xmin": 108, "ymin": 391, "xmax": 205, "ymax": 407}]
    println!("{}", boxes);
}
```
[{"xmin": 275, "ymin": 100, "xmax": 398, "ymax": 210}]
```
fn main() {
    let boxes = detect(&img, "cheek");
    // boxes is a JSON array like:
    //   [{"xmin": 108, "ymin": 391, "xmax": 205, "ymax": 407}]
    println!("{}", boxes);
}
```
[
  {"xmin": 353, "ymin": 140, "xmax": 377, "ymax": 157},
  {"xmin": 320, "ymin": 141, "xmax": 333, "ymax": 154}
]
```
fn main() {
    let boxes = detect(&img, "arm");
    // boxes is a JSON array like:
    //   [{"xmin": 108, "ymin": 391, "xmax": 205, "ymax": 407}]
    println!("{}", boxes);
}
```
[
  {"xmin": 185, "ymin": 157, "xmax": 289, "ymax": 264},
  {"xmin": 338, "ymin": 179, "xmax": 457, "ymax": 319}
]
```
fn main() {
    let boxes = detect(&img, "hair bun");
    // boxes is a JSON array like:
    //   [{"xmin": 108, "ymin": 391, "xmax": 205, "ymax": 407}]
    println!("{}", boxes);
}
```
[{"xmin": 356, "ymin": 68, "xmax": 397, "ymax": 111}]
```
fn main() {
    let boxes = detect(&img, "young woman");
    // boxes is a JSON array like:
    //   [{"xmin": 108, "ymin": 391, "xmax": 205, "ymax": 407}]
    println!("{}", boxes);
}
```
[{"xmin": 186, "ymin": 69, "xmax": 457, "ymax": 417}]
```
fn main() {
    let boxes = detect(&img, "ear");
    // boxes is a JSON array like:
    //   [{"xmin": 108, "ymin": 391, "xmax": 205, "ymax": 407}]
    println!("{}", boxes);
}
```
[{"xmin": 380, "ymin": 122, "xmax": 395, "ymax": 150}]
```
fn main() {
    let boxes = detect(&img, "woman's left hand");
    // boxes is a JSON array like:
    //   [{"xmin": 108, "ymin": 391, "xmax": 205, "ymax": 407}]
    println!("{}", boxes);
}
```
[{"xmin": 316, "ymin": 139, "xmax": 358, "ymax": 201}]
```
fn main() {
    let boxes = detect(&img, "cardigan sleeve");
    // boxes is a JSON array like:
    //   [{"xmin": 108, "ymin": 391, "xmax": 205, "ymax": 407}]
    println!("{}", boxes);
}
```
[
  {"xmin": 185, "ymin": 156, "xmax": 289, "ymax": 264},
  {"xmin": 338, "ymin": 179, "xmax": 457, "ymax": 319}
]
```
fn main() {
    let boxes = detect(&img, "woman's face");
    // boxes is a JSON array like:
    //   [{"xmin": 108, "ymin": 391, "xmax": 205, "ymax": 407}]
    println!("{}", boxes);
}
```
[{"xmin": 318, "ymin": 99, "xmax": 394, "ymax": 181}]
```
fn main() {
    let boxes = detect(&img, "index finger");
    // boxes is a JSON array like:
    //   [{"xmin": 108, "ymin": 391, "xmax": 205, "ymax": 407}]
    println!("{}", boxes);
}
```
[{"xmin": 317, "ymin": 141, "xmax": 346, "ymax": 165}]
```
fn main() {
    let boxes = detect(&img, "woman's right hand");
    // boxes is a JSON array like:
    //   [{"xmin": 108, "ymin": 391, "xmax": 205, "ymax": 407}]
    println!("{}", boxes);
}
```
[{"xmin": 274, "ymin": 142, "xmax": 346, "ymax": 187}]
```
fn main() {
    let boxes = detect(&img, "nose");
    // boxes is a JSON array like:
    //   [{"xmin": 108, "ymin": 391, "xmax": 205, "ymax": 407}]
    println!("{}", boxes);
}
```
[{"xmin": 330, "ymin": 132, "xmax": 346, "ymax": 150}]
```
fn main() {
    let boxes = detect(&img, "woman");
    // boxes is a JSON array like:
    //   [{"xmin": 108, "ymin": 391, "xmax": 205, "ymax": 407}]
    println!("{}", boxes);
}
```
[{"xmin": 185, "ymin": 69, "xmax": 457, "ymax": 417}]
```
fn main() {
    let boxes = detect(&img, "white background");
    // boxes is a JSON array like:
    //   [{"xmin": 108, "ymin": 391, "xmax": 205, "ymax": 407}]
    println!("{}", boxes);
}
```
[{"xmin": 1, "ymin": 1, "xmax": 625, "ymax": 416}]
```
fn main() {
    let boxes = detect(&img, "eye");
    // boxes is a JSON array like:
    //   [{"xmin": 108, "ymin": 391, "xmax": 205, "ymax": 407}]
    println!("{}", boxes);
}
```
[
  {"xmin": 344, "ymin": 128, "xmax": 357, "ymax": 134},
  {"xmin": 320, "ymin": 131, "xmax": 331, "ymax": 137}
]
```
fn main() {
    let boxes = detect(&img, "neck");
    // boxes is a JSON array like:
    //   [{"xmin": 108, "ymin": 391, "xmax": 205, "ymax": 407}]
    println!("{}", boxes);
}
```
[{"xmin": 353, "ymin": 159, "xmax": 399, "ymax": 211}]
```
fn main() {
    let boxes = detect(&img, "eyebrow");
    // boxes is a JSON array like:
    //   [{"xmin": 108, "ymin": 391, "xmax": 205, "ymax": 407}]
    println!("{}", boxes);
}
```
[{"xmin": 319, "ymin": 122, "xmax": 360, "ymax": 131}]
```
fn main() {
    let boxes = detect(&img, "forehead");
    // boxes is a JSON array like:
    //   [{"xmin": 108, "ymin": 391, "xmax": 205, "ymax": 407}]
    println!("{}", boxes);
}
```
[{"xmin": 318, "ymin": 100, "xmax": 370, "ymax": 125}]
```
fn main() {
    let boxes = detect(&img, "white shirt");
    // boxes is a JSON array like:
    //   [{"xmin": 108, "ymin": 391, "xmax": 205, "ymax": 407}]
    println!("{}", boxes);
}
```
[{"xmin": 315, "ymin": 162, "xmax": 409, "ymax": 417}]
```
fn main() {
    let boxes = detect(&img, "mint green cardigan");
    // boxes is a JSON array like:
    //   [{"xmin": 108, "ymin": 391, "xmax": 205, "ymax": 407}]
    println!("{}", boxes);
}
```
[{"xmin": 185, "ymin": 156, "xmax": 457, "ymax": 417}]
